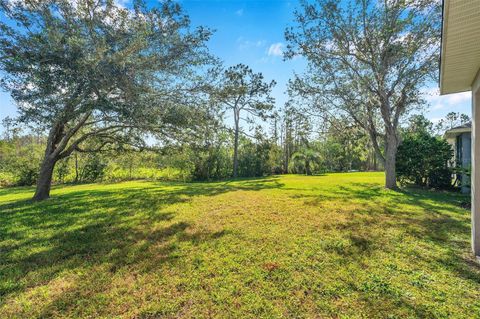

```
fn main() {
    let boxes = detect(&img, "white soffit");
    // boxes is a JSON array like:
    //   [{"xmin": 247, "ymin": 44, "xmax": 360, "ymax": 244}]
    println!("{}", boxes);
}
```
[{"xmin": 440, "ymin": 0, "xmax": 480, "ymax": 95}]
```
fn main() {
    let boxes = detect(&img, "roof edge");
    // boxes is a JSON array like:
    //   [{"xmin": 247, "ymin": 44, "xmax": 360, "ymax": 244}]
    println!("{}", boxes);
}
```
[{"xmin": 439, "ymin": 0, "xmax": 449, "ymax": 95}]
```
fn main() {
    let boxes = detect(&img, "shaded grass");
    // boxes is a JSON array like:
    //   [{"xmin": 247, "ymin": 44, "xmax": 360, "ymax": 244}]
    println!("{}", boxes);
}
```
[{"xmin": 0, "ymin": 173, "xmax": 479, "ymax": 318}]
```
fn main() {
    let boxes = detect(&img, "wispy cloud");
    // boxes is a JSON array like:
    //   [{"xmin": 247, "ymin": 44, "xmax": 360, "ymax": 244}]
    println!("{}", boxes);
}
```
[
  {"xmin": 237, "ymin": 37, "xmax": 266, "ymax": 50},
  {"xmin": 423, "ymin": 88, "xmax": 471, "ymax": 111},
  {"xmin": 267, "ymin": 43, "xmax": 283, "ymax": 57},
  {"xmin": 235, "ymin": 9, "xmax": 244, "ymax": 16}
]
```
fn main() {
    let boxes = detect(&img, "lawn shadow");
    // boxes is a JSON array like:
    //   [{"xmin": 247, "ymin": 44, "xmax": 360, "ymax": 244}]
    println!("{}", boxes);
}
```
[
  {"xmin": 0, "ymin": 176, "xmax": 284, "ymax": 304},
  {"xmin": 292, "ymin": 182, "xmax": 480, "ymax": 284}
]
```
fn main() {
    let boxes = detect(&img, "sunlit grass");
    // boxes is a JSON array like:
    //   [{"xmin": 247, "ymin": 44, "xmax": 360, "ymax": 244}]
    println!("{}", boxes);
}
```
[{"xmin": 1, "ymin": 173, "xmax": 479, "ymax": 318}]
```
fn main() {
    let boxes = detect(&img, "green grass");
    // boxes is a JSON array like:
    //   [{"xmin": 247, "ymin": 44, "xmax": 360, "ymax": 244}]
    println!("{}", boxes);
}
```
[{"xmin": 1, "ymin": 172, "xmax": 479, "ymax": 318}]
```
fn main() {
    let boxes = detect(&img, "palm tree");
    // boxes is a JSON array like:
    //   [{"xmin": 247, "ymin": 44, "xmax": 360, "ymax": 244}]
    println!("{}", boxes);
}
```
[{"xmin": 291, "ymin": 148, "xmax": 321, "ymax": 175}]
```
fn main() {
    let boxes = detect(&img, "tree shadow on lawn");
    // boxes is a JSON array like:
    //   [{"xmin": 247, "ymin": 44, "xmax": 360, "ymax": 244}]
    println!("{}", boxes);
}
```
[
  {"xmin": 296, "ymin": 182, "xmax": 480, "ymax": 281},
  {"xmin": 0, "ymin": 177, "xmax": 283, "ymax": 307},
  {"xmin": 293, "ymin": 183, "xmax": 480, "ymax": 317}
]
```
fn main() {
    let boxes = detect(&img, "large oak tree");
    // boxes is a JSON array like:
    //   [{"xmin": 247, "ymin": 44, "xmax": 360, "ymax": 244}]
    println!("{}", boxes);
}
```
[
  {"xmin": 0, "ymin": 0, "xmax": 214, "ymax": 200},
  {"xmin": 285, "ymin": 0, "xmax": 441, "ymax": 189}
]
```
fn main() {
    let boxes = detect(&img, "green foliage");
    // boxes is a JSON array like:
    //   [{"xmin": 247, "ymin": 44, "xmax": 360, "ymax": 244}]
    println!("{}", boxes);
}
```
[
  {"xmin": 290, "ymin": 148, "xmax": 321, "ymax": 175},
  {"xmin": 0, "ymin": 171, "xmax": 14, "ymax": 187},
  {"xmin": 396, "ymin": 132, "xmax": 453, "ymax": 189},
  {"xmin": 16, "ymin": 165, "xmax": 39, "ymax": 186},
  {"xmin": 286, "ymin": 0, "xmax": 441, "ymax": 188},
  {"xmin": 104, "ymin": 166, "xmax": 188, "ymax": 183},
  {"xmin": 213, "ymin": 63, "xmax": 276, "ymax": 177},
  {"xmin": 0, "ymin": 135, "xmax": 196, "ymax": 186},
  {"xmin": 266, "ymin": 143, "xmax": 284, "ymax": 174},
  {"xmin": 0, "ymin": 136, "xmax": 43, "ymax": 186},
  {"xmin": 79, "ymin": 154, "xmax": 107, "ymax": 183},
  {"xmin": 0, "ymin": 0, "xmax": 215, "ymax": 199},
  {"xmin": 237, "ymin": 136, "xmax": 272, "ymax": 177},
  {"xmin": 184, "ymin": 131, "xmax": 232, "ymax": 181}
]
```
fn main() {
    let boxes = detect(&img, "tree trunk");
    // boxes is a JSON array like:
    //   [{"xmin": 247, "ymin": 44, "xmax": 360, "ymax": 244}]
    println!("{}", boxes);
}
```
[
  {"xmin": 74, "ymin": 153, "xmax": 79, "ymax": 183},
  {"xmin": 305, "ymin": 160, "xmax": 312, "ymax": 175},
  {"xmin": 284, "ymin": 122, "xmax": 291, "ymax": 174},
  {"xmin": 33, "ymin": 156, "xmax": 56, "ymax": 201},
  {"xmin": 384, "ymin": 134, "xmax": 398, "ymax": 190},
  {"xmin": 233, "ymin": 112, "xmax": 240, "ymax": 178}
]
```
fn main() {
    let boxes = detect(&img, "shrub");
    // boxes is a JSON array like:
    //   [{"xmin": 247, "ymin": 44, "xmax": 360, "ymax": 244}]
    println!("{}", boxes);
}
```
[
  {"xmin": 0, "ymin": 171, "xmax": 15, "ymax": 187},
  {"xmin": 396, "ymin": 132, "xmax": 453, "ymax": 189},
  {"xmin": 80, "ymin": 155, "xmax": 107, "ymax": 182},
  {"xmin": 17, "ymin": 166, "xmax": 39, "ymax": 186}
]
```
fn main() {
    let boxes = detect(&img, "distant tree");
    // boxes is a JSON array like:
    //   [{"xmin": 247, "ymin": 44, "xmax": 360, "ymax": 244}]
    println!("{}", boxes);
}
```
[
  {"xmin": 406, "ymin": 115, "xmax": 434, "ymax": 135},
  {"xmin": 280, "ymin": 102, "xmax": 314, "ymax": 173},
  {"xmin": 434, "ymin": 112, "xmax": 471, "ymax": 135},
  {"xmin": 323, "ymin": 117, "xmax": 371, "ymax": 171},
  {"xmin": 213, "ymin": 64, "xmax": 275, "ymax": 177},
  {"xmin": 0, "ymin": 0, "xmax": 213, "ymax": 200},
  {"xmin": 291, "ymin": 148, "xmax": 321, "ymax": 175},
  {"xmin": 286, "ymin": 0, "xmax": 441, "ymax": 189}
]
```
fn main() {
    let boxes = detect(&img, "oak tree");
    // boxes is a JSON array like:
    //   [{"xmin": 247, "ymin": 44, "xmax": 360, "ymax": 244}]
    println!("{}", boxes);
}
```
[
  {"xmin": 286, "ymin": 0, "xmax": 441, "ymax": 189},
  {"xmin": 0, "ymin": 0, "xmax": 214, "ymax": 200}
]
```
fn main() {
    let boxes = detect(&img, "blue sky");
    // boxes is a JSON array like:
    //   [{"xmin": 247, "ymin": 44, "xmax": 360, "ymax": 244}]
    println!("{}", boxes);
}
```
[
  {"xmin": 0, "ymin": 0, "xmax": 472, "ymax": 131},
  {"xmin": 180, "ymin": 0, "xmax": 306, "ymax": 114}
]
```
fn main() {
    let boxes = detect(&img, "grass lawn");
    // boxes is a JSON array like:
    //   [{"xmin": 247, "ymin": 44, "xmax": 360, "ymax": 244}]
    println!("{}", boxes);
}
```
[{"xmin": 1, "ymin": 172, "xmax": 480, "ymax": 318}]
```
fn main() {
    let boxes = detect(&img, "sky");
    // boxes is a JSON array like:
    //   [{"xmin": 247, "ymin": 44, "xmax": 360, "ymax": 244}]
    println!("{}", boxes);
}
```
[{"xmin": 0, "ymin": 0, "xmax": 472, "ymax": 131}]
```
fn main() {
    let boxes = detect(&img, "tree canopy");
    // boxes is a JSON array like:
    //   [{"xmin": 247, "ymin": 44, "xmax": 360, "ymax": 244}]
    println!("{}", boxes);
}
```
[
  {"xmin": 285, "ymin": 0, "xmax": 441, "ymax": 189},
  {"xmin": 0, "ymin": 0, "xmax": 215, "ymax": 200},
  {"xmin": 213, "ymin": 64, "xmax": 275, "ymax": 177}
]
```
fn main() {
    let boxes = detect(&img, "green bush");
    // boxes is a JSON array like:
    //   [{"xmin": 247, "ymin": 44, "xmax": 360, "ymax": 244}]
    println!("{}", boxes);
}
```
[
  {"xmin": 80, "ymin": 156, "xmax": 107, "ymax": 182},
  {"xmin": 0, "ymin": 171, "xmax": 15, "ymax": 187},
  {"xmin": 17, "ymin": 166, "xmax": 39, "ymax": 186},
  {"xmin": 396, "ymin": 132, "xmax": 453, "ymax": 189}
]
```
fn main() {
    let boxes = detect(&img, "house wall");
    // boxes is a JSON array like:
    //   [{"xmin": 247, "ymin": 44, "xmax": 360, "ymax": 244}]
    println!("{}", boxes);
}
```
[
  {"xmin": 472, "ymin": 72, "xmax": 480, "ymax": 256},
  {"xmin": 446, "ymin": 137, "xmax": 456, "ymax": 164},
  {"xmin": 462, "ymin": 133, "xmax": 472, "ymax": 167}
]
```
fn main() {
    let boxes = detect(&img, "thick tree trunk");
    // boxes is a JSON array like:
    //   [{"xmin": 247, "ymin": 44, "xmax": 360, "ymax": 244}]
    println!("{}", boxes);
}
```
[
  {"xmin": 233, "ymin": 113, "xmax": 240, "ymax": 178},
  {"xmin": 384, "ymin": 134, "xmax": 398, "ymax": 190},
  {"xmin": 33, "ymin": 156, "xmax": 56, "ymax": 201}
]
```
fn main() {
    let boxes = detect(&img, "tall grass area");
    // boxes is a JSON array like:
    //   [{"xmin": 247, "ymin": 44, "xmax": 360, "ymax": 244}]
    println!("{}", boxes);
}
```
[
  {"xmin": 1, "ymin": 173, "xmax": 479, "ymax": 318},
  {"xmin": 84, "ymin": 166, "xmax": 191, "ymax": 183}
]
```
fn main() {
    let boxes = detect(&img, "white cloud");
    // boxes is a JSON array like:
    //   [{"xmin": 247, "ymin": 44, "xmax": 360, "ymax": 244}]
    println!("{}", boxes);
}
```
[
  {"xmin": 267, "ymin": 43, "xmax": 283, "ymax": 57},
  {"xmin": 423, "ymin": 88, "xmax": 471, "ymax": 111},
  {"xmin": 114, "ymin": 0, "xmax": 130, "ymax": 7},
  {"xmin": 235, "ymin": 9, "xmax": 244, "ymax": 16}
]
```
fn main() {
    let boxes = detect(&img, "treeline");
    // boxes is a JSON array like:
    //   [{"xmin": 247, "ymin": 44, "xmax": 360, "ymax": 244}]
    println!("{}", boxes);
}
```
[
  {"xmin": 0, "ymin": 106, "xmax": 381, "ymax": 187},
  {"xmin": 0, "ymin": 110, "xmax": 469, "ymax": 191}
]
